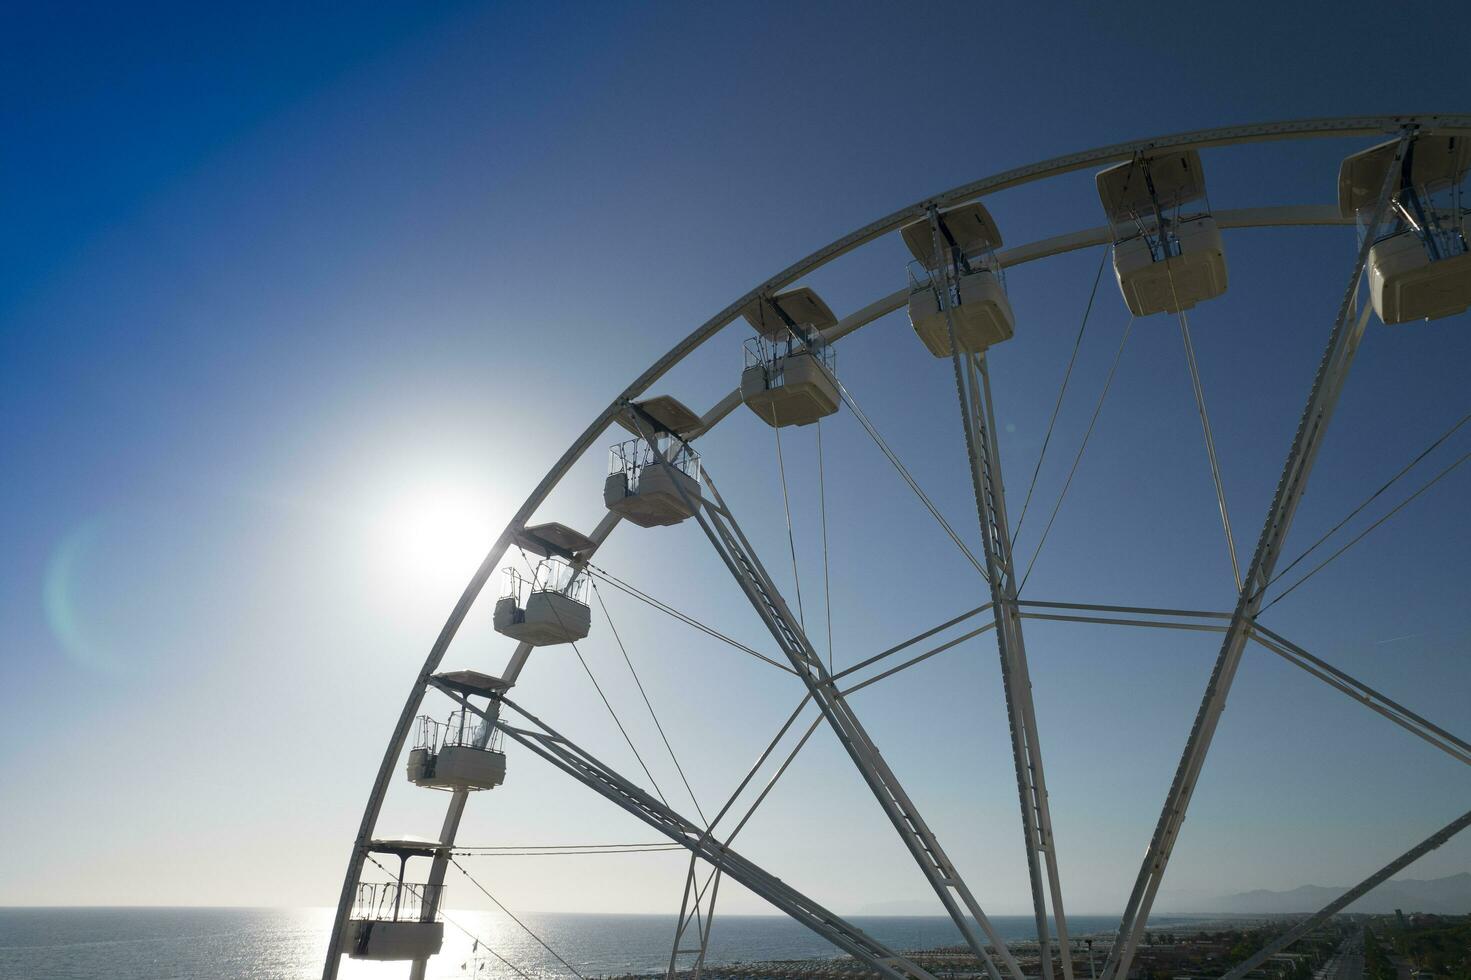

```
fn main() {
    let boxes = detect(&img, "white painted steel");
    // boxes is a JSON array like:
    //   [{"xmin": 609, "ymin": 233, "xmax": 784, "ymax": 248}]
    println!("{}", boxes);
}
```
[
  {"xmin": 494, "ymin": 696, "xmax": 939, "ymax": 980},
  {"xmin": 929, "ymin": 204, "xmax": 1072, "ymax": 980},
  {"xmin": 492, "ymin": 591, "xmax": 592, "ymax": 646},
  {"xmin": 909, "ymin": 269, "xmax": 1016, "ymax": 357},
  {"xmin": 406, "ymin": 746, "xmax": 508, "ymax": 792},
  {"xmin": 324, "ymin": 117, "xmax": 1471, "ymax": 979},
  {"xmin": 604, "ymin": 464, "xmax": 701, "ymax": 527},
  {"xmin": 1247, "ymin": 625, "xmax": 1471, "ymax": 767},
  {"xmin": 627, "ymin": 404, "xmax": 1023, "ymax": 980},
  {"xmin": 1101, "ymin": 133, "xmax": 1416, "ymax": 980},
  {"xmin": 682, "ymin": 205, "xmax": 1360, "ymax": 444}
]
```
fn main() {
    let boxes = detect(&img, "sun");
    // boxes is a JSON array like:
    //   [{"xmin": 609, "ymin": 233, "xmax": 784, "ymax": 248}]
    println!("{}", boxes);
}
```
[{"xmin": 381, "ymin": 479, "xmax": 499, "ymax": 595}]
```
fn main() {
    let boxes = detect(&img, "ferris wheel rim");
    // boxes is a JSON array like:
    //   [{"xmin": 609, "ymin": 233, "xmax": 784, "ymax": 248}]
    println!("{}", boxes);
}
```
[
  {"xmin": 323, "ymin": 113, "xmax": 1471, "ymax": 980},
  {"xmin": 442, "ymin": 115, "xmax": 1471, "ymax": 676},
  {"xmin": 473, "ymin": 115, "xmax": 1471, "ymax": 607}
]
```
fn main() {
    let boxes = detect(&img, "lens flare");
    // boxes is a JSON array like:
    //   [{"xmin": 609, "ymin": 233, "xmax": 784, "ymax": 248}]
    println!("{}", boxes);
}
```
[{"xmin": 44, "ymin": 520, "xmax": 119, "ymax": 673}]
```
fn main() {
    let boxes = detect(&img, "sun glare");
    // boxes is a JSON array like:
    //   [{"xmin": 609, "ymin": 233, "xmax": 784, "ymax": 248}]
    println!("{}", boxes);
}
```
[{"xmin": 381, "ymin": 480, "xmax": 499, "ymax": 597}]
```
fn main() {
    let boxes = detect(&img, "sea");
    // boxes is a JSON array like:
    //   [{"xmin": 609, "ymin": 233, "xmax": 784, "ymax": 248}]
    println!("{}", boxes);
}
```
[{"xmin": 0, "ymin": 909, "xmax": 1226, "ymax": 980}]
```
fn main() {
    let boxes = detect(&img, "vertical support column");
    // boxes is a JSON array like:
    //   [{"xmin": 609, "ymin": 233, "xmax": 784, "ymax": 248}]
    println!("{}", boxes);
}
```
[
  {"xmin": 627, "ymin": 406, "xmax": 1023, "ymax": 980},
  {"xmin": 1101, "ymin": 131, "xmax": 1414, "ymax": 980},
  {"xmin": 321, "ymin": 517, "xmax": 527, "ymax": 980},
  {"xmin": 927, "ymin": 206, "xmax": 1073, "ymax": 980},
  {"xmin": 409, "ymin": 699, "xmax": 501, "ymax": 980},
  {"xmin": 666, "ymin": 852, "xmax": 722, "ymax": 980}
]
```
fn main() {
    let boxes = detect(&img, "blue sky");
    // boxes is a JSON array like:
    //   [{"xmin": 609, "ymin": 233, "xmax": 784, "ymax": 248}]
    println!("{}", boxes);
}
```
[{"xmin": 1, "ymin": 2, "xmax": 1467, "ymax": 920}]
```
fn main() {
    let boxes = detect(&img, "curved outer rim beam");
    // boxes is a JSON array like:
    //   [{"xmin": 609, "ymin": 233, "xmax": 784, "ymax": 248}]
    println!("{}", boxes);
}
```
[
  {"xmin": 690, "ymin": 203, "xmax": 1360, "ymax": 439},
  {"xmin": 322, "ymin": 114, "xmax": 1470, "ymax": 978}
]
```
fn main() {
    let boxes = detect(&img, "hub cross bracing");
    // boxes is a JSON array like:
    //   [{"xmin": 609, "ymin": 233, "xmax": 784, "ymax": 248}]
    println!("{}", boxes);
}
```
[
  {"xmin": 626, "ymin": 402, "xmax": 1024, "ymax": 980},
  {"xmin": 1100, "ymin": 131, "xmax": 1415, "ymax": 980},
  {"xmin": 324, "ymin": 117, "xmax": 1471, "ymax": 980},
  {"xmin": 925, "ymin": 203, "xmax": 1073, "ymax": 980},
  {"xmin": 494, "ymin": 695, "xmax": 939, "ymax": 980}
]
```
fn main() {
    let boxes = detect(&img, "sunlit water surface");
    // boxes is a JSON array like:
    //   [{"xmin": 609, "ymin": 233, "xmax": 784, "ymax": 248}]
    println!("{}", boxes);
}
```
[{"xmin": 0, "ymin": 908, "xmax": 1218, "ymax": 980}]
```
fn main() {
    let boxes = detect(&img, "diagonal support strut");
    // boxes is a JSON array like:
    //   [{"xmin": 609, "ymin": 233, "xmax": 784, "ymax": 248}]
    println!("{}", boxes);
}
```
[
  {"xmin": 1101, "ymin": 130, "xmax": 1416, "ymax": 980},
  {"xmin": 627, "ymin": 406, "xmax": 1025, "ymax": 980},
  {"xmin": 495, "ymin": 696, "xmax": 936, "ymax": 980},
  {"xmin": 928, "ymin": 205, "xmax": 1074, "ymax": 980}
]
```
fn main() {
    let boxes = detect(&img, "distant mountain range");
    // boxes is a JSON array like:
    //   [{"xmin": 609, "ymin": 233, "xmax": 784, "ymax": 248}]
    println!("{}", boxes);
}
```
[
  {"xmin": 856, "ymin": 873, "xmax": 1471, "ymax": 918},
  {"xmin": 1190, "ymin": 873, "xmax": 1471, "ymax": 914}
]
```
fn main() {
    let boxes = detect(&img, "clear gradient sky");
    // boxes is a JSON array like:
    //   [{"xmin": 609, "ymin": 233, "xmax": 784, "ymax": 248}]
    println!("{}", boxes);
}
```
[{"xmin": 2, "ymin": 2, "xmax": 1468, "ymax": 917}]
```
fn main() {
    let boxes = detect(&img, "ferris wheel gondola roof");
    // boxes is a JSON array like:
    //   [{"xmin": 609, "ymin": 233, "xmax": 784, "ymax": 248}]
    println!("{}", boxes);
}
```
[
  {"xmin": 327, "ymin": 114, "xmax": 1471, "ymax": 980},
  {"xmin": 900, "ymin": 202, "xmax": 1003, "ymax": 266},
  {"xmin": 613, "ymin": 394, "xmax": 703, "ymax": 438},
  {"xmin": 513, "ymin": 522, "xmax": 596, "ymax": 559},
  {"xmin": 1096, "ymin": 149, "xmax": 1209, "ymax": 220},
  {"xmin": 432, "ymin": 669, "xmax": 511, "ymax": 698},
  {"xmin": 742, "ymin": 287, "xmax": 838, "ymax": 338},
  {"xmin": 1337, "ymin": 133, "xmax": 1471, "ymax": 216},
  {"xmin": 368, "ymin": 836, "xmax": 442, "ymax": 858}
]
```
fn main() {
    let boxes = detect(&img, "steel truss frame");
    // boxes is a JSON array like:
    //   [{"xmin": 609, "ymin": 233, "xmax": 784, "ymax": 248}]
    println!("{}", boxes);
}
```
[
  {"xmin": 1247, "ymin": 625, "xmax": 1471, "ymax": 767},
  {"xmin": 629, "ymin": 405, "xmax": 1024, "ymax": 980},
  {"xmin": 1101, "ymin": 133, "xmax": 1416, "ymax": 980},
  {"xmin": 491, "ymin": 697, "xmax": 939, "ymax": 980},
  {"xmin": 325, "ymin": 117, "xmax": 1471, "ymax": 980},
  {"xmin": 667, "ymin": 854, "xmax": 721, "ymax": 980},
  {"xmin": 659, "ymin": 600, "xmax": 1010, "ymax": 977},
  {"xmin": 663, "ymin": 695, "xmax": 826, "ymax": 979},
  {"xmin": 928, "ymin": 206, "xmax": 1074, "ymax": 980}
]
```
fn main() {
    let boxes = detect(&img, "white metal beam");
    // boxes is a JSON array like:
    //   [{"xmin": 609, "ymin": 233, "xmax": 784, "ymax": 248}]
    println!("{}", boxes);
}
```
[
  {"xmin": 630, "ymin": 404, "xmax": 1025, "ymax": 980},
  {"xmin": 1247, "ymin": 625, "xmax": 1471, "ymax": 767},
  {"xmin": 1101, "ymin": 132, "xmax": 1416, "ymax": 980},
  {"xmin": 929, "ymin": 203, "xmax": 1073, "ymax": 980},
  {"xmin": 325, "ymin": 118, "xmax": 1468, "ymax": 978},
  {"xmin": 1017, "ymin": 600, "xmax": 1232, "ymax": 620},
  {"xmin": 1019, "ymin": 612, "xmax": 1230, "ymax": 634},
  {"xmin": 690, "ymin": 204, "xmax": 1362, "ymax": 442},
  {"xmin": 832, "ymin": 605, "xmax": 993, "ymax": 681},
  {"xmin": 840, "ymin": 624, "xmax": 998, "ymax": 697},
  {"xmin": 495, "ymin": 698, "xmax": 938, "ymax": 980}
]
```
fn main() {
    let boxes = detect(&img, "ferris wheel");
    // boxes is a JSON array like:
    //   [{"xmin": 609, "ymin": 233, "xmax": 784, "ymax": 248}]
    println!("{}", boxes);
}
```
[{"xmin": 322, "ymin": 115, "xmax": 1471, "ymax": 980}]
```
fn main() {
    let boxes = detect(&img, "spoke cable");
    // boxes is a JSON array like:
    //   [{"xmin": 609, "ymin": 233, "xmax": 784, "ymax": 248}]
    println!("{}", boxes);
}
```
[
  {"xmin": 590, "ymin": 577, "xmax": 709, "ymax": 825},
  {"xmin": 1259, "ymin": 447, "xmax": 1471, "ymax": 613},
  {"xmin": 817, "ymin": 417, "xmax": 835, "ymax": 671},
  {"xmin": 450, "ymin": 856, "xmax": 586, "ymax": 979},
  {"xmin": 1019, "ymin": 315, "xmax": 1135, "ymax": 593},
  {"xmin": 672, "ymin": 700, "xmax": 828, "ymax": 964},
  {"xmin": 1014, "ymin": 245, "xmax": 1111, "ymax": 544},
  {"xmin": 770, "ymin": 402, "xmax": 807, "ymax": 629},
  {"xmin": 569, "ymin": 638, "xmax": 671, "ymax": 809},
  {"xmin": 811, "ymin": 357, "xmax": 990, "ymax": 582},
  {"xmin": 1258, "ymin": 411, "xmax": 1471, "ymax": 598},
  {"xmin": 363, "ymin": 854, "xmax": 534, "ymax": 980},
  {"xmin": 516, "ymin": 548, "xmax": 672, "ymax": 810},
  {"xmin": 582, "ymin": 562, "xmax": 794, "ymax": 674},
  {"xmin": 455, "ymin": 842, "xmax": 677, "ymax": 850},
  {"xmin": 455, "ymin": 844, "xmax": 684, "ymax": 856},
  {"xmin": 1166, "ymin": 261, "xmax": 1243, "ymax": 591}
]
